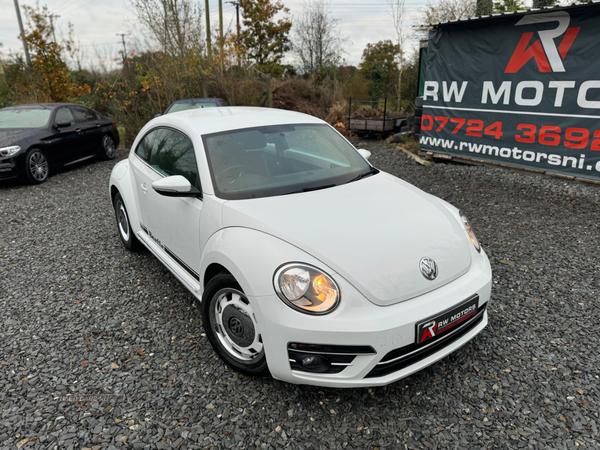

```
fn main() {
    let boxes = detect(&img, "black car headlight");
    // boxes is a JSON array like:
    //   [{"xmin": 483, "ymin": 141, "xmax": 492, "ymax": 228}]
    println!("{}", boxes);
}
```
[
  {"xmin": 274, "ymin": 263, "xmax": 340, "ymax": 315},
  {"xmin": 0, "ymin": 146, "xmax": 21, "ymax": 158}
]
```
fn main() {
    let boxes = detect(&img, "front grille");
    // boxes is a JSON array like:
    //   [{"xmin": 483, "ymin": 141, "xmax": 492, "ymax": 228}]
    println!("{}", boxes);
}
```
[{"xmin": 365, "ymin": 303, "xmax": 487, "ymax": 378}]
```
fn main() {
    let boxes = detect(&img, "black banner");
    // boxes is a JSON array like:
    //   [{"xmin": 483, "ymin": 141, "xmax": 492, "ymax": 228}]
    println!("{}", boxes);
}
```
[{"xmin": 420, "ymin": 4, "xmax": 600, "ymax": 182}]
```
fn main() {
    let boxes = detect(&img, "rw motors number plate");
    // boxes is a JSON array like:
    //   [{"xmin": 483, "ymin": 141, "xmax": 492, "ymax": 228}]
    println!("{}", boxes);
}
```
[{"xmin": 415, "ymin": 295, "xmax": 479, "ymax": 345}]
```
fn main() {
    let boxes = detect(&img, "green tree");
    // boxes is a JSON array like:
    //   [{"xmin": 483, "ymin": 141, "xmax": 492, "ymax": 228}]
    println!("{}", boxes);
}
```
[
  {"xmin": 239, "ymin": 0, "xmax": 292, "ymax": 74},
  {"xmin": 493, "ymin": 0, "xmax": 525, "ymax": 12},
  {"xmin": 358, "ymin": 40, "xmax": 400, "ymax": 103}
]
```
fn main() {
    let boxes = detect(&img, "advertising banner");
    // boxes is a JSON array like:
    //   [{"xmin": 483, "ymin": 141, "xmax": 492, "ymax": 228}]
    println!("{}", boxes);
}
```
[{"xmin": 419, "ymin": 4, "xmax": 600, "ymax": 182}]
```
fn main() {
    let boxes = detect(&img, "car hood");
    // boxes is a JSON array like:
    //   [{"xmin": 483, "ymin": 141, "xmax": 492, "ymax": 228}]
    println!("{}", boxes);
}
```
[
  {"xmin": 222, "ymin": 172, "xmax": 472, "ymax": 306},
  {"xmin": 0, "ymin": 129, "xmax": 39, "ymax": 147}
]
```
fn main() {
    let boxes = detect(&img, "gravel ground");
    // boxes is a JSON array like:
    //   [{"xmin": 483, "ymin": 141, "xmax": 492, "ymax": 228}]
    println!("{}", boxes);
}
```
[{"xmin": 1, "ymin": 142, "xmax": 599, "ymax": 450}]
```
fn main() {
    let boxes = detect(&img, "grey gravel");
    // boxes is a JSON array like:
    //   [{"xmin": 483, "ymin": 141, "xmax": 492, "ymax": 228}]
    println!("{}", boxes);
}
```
[{"xmin": 1, "ymin": 142, "xmax": 598, "ymax": 450}]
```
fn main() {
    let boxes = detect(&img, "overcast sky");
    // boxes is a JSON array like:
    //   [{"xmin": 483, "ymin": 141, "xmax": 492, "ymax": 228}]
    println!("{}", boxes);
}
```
[{"xmin": 1, "ymin": 0, "xmax": 427, "ymax": 71}]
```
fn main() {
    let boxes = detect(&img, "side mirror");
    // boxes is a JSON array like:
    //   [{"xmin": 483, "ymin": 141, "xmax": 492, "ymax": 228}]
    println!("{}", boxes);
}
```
[
  {"xmin": 152, "ymin": 175, "xmax": 201, "ymax": 198},
  {"xmin": 54, "ymin": 121, "xmax": 72, "ymax": 129},
  {"xmin": 357, "ymin": 149, "xmax": 371, "ymax": 161},
  {"xmin": 154, "ymin": 113, "xmax": 162, "ymax": 118}
]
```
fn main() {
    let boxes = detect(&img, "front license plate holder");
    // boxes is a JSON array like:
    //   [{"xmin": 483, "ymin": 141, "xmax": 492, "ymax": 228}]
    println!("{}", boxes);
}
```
[{"xmin": 415, "ymin": 295, "xmax": 479, "ymax": 345}]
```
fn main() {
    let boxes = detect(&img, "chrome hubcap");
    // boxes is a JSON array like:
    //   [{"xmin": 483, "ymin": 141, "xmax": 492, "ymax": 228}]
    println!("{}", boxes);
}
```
[
  {"xmin": 29, "ymin": 152, "xmax": 48, "ymax": 181},
  {"xmin": 211, "ymin": 288, "xmax": 263, "ymax": 362},
  {"xmin": 103, "ymin": 136, "xmax": 116, "ymax": 158},
  {"xmin": 117, "ymin": 203, "xmax": 129, "ymax": 241}
]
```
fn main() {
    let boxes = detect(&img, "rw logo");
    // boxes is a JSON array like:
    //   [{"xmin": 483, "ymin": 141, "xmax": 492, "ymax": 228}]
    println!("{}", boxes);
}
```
[{"xmin": 505, "ymin": 12, "xmax": 580, "ymax": 74}]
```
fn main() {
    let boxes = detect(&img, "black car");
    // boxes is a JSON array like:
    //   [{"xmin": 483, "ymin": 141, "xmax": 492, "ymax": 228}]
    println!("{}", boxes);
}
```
[
  {"xmin": 160, "ymin": 98, "xmax": 229, "ymax": 116},
  {"xmin": 0, "ymin": 103, "xmax": 120, "ymax": 184}
]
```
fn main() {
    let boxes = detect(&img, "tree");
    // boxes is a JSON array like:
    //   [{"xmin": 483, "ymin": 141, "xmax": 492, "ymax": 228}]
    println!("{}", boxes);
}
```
[
  {"xmin": 129, "ymin": 0, "xmax": 204, "ymax": 67},
  {"xmin": 293, "ymin": 0, "xmax": 342, "ymax": 80},
  {"xmin": 387, "ymin": 0, "xmax": 406, "ymax": 111},
  {"xmin": 476, "ymin": 0, "xmax": 492, "ymax": 16},
  {"xmin": 493, "ymin": 0, "xmax": 525, "ymax": 13},
  {"xmin": 420, "ymin": 0, "xmax": 477, "ymax": 24},
  {"xmin": 358, "ymin": 40, "xmax": 400, "ymax": 102},
  {"xmin": 239, "ymin": 0, "xmax": 292, "ymax": 73},
  {"xmin": 19, "ymin": 5, "xmax": 89, "ymax": 103}
]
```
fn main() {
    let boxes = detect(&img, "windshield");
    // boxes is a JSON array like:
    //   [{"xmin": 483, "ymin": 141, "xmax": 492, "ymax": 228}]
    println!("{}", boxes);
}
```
[
  {"xmin": 168, "ymin": 102, "xmax": 217, "ymax": 113},
  {"xmin": 0, "ymin": 109, "xmax": 51, "ymax": 129},
  {"xmin": 203, "ymin": 124, "xmax": 374, "ymax": 200}
]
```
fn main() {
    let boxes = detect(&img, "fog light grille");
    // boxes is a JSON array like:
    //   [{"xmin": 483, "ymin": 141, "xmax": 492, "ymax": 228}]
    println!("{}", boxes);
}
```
[{"xmin": 288, "ymin": 343, "xmax": 376, "ymax": 374}]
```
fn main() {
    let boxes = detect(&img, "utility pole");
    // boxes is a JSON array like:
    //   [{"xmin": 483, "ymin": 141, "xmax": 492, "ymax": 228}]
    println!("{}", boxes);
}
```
[
  {"xmin": 218, "ymin": 0, "xmax": 223, "ymax": 39},
  {"xmin": 117, "ymin": 33, "xmax": 129, "ymax": 65},
  {"xmin": 13, "ymin": 0, "xmax": 32, "ymax": 67},
  {"xmin": 205, "ymin": 0, "xmax": 212, "ymax": 62},
  {"xmin": 228, "ymin": 1, "xmax": 240, "ymax": 66},
  {"xmin": 47, "ymin": 13, "xmax": 60, "ymax": 42}
]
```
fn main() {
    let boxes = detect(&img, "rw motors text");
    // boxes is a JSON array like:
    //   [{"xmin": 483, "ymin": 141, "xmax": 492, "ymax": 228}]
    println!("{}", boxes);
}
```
[
  {"xmin": 419, "ymin": 136, "xmax": 600, "ymax": 173},
  {"xmin": 423, "ymin": 80, "xmax": 600, "ymax": 109}
]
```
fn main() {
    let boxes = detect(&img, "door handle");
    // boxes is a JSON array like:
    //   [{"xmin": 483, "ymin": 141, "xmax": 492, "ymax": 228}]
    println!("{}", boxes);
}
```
[
  {"xmin": 75, "ymin": 128, "xmax": 81, "ymax": 133},
  {"xmin": 141, "ymin": 183, "xmax": 148, "ymax": 194}
]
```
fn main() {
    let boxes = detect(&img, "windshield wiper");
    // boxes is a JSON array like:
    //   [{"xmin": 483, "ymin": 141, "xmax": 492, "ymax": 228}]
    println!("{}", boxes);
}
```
[
  {"xmin": 285, "ymin": 183, "xmax": 337, "ymax": 195},
  {"xmin": 347, "ymin": 167, "xmax": 379, "ymax": 183}
]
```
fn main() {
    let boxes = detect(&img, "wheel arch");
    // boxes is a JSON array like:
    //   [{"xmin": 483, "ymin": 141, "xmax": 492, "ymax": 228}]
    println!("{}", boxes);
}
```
[{"xmin": 109, "ymin": 160, "xmax": 141, "ymax": 237}]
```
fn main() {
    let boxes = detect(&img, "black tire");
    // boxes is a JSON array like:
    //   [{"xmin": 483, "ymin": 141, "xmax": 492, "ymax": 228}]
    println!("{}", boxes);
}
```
[
  {"xmin": 415, "ymin": 96, "xmax": 424, "ymax": 108},
  {"xmin": 24, "ymin": 148, "xmax": 49, "ymax": 184},
  {"xmin": 414, "ymin": 124, "xmax": 421, "ymax": 134},
  {"xmin": 101, "ymin": 134, "xmax": 117, "ymax": 160},
  {"xmin": 415, "ymin": 116, "xmax": 422, "ymax": 127},
  {"xmin": 202, "ymin": 274, "xmax": 269, "ymax": 377},
  {"xmin": 114, "ymin": 192, "xmax": 142, "ymax": 251},
  {"xmin": 414, "ymin": 106, "xmax": 423, "ymax": 117},
  {"xmin": 415, "ymin": 132, "xmax": 421, "ymax": 142}
]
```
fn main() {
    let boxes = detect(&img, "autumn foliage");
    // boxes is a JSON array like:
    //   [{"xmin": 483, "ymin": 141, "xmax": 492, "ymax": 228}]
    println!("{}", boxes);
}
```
[{"xmin": 16, "ymin": 5, "xmax": 90, "ymax": 103}]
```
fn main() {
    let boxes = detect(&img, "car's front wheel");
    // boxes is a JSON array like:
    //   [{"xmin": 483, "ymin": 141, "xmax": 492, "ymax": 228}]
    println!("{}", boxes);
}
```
[
  {"xmin": 113, "ymin": 192, "xmax": 142, "ymax": 251},
  {"xmin": 24, "ymin": 148, "xmax": 49, "ymax": 184},
  {"xmin": 101, "ymin": 135, "xmax": 116, "ymax": 160},
  {"xmin": 202, "ymin": 274, "xmax": 269, "ymax": 377}
]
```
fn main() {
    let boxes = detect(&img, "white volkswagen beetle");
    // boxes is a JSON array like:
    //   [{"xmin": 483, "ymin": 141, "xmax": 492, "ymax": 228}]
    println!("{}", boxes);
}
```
[{"xmin": 109, "ymin": 107, "xmax": 492, "ymax": 387}]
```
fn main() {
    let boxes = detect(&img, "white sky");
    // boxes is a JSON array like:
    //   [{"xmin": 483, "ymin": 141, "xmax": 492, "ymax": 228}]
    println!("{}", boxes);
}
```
[{"xmin": 0, "ymin": 0, "xmax": 427, "ymax": 71}]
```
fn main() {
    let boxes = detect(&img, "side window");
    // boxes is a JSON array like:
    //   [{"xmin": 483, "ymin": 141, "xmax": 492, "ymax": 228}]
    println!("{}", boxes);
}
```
[
  {"xmin": 149, "ymin": 129, "xmax": 199, "ymax": 187},
  {"xmin": 55, "ymin": 107, "xmax": 74, "ymax": 125},
  {"xmin": 135, "ymin": 130, "xmax": 156, "ymax": 162},
  {"xmin": 72, "ymin": 106, "xmax": 94, "ymax": 123}
]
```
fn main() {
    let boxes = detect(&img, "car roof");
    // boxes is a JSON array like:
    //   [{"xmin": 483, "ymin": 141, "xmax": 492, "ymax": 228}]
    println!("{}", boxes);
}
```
[
  {"xmin": 148, "ymin": 107, "xmax": 324, "ymax": 137},
  {"xmin": 0, "ymin": 103, "xmax": 81, "ymax": 111},
  {"xmin": 172, "ymin": 98, "xmax": 224, "ymax": 104}
]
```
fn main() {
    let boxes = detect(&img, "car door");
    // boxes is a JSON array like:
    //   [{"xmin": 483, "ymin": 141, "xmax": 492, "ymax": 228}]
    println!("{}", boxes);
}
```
[
  {"xmin": 131, "ymin": 127, "xmax": 203, "ymax": 281},
  {"xmin": 71, "ymin": 105, "xmax": 99, "ymax": 158},
  {"xmin": 43, "ymin": 106, "xmax": 82, "ymax": 165}
]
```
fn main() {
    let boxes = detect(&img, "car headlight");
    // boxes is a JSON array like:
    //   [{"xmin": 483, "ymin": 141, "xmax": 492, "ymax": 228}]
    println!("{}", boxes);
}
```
[
  {"xmin": 0, "ymin": 146, "xmax": 21, "ymax": 158},
  {"xmin": 274, "ymin": 263, "xmax": 340, "ymax": 315},
  {"xmin": 460, "ymin": 212, "xmax": 481, "ymax": 252}
]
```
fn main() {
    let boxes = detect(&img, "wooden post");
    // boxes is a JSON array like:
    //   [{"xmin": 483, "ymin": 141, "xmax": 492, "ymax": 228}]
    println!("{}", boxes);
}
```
[{"xmin": 205, "ymin": 0, "xmax": 212, "ymax": 62}]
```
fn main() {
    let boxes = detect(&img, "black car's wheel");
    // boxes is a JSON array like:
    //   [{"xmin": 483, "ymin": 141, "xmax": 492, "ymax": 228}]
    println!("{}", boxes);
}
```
[
  {"xmin": 101, "ymin": 135, "xmax": 116, "ymax": 160},
  {"xmin": 114, "ymin": 193, "xmax": 142, "ymax": 251},
  {"xmin": 24, "ymin": 148, "xmax": 49, "ymax": 184},
  {"xmin": 202, "ymin": 274, "xmax": 269, "ymax": 377}
]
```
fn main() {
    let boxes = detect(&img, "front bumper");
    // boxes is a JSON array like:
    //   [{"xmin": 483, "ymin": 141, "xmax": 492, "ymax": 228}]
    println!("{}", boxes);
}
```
[
  {"xmin": 0, "ymin": 158, "xmax": 19, "ymax": 180},
  {"xmin": 251, "ymin": 254, "xmax": 492, "ymax": 387}
]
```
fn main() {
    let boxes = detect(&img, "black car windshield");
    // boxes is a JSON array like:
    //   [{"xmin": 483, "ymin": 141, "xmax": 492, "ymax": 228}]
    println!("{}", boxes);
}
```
[
  {"xmin": 168, "ymin": 102, "xmax": 217, "ymax": 113},
  {"xmin": 0, "ymin": 109, "xmax": 52, "ymax": 129},
  {"xmin": 203, "ymin": 124, "xmax": 374, "ymax": 200}
]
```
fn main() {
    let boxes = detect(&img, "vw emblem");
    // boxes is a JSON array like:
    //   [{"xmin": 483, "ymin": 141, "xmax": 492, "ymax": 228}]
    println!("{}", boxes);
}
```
[
  {"xmin": 419, "ymin": 257, "xmax": 438, "ymax": 280},
  {"xmin": 228, "ymin": 317, "xmax": 244, "ymax": 337}
]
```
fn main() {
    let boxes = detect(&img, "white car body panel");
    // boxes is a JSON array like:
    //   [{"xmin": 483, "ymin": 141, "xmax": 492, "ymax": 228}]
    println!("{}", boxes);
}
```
[
  {"xmin": 222, "ymin": 171, "xmax": 472, "ymax": 306},
  {"xmin": 108, "ymin": 107, "xmax": 493, "ymax": 387}
]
